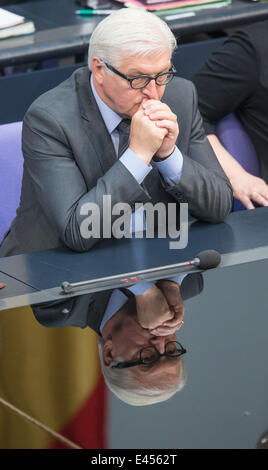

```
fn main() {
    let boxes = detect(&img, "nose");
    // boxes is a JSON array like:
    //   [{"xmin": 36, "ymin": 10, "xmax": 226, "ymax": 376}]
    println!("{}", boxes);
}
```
[
  {"xmin": 142, "ymin": 79, "xmax": 159, "ymax": 100},
  {"xmin": 149, "ymin": 335, "xmax": 166, "ymax": 354}
]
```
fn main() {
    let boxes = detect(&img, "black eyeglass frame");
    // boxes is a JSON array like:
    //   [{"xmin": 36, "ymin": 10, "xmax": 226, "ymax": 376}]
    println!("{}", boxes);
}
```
[
  {"xmin": 103, "ymin": 62, "xmax": 177, "ymax": 89},
  {"xmin": 111, "ymin": 341, "xmax": 186, "ymax": 369}
]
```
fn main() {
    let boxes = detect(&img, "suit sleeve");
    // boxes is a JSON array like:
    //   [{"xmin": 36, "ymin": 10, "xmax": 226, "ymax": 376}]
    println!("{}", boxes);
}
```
[
  {"xmin": 31, "ymin": 294, "xmax": 95, "ymax": 329},
  {"xmin": 180, "ymin": 273, "xmax": 204, "ymax": 301},
  {"xmin": 22, "ymin": 107, "xmax": 150, "ymax": 252},
  {"xmin": 164, "ymin": 82, "xmax": 233, "ymax": 223},
  {"xmin": 192, "ymin": 31, "xmax": 257, "ymax": 135}
]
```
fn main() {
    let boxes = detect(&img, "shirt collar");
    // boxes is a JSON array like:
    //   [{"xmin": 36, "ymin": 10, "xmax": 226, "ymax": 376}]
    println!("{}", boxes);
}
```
[{"xmin": 90, "ymin": 74, "xmax": 122, "ymax": 135}]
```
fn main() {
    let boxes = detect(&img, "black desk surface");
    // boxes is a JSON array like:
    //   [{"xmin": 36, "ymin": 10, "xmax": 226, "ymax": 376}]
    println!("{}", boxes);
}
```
[
  {"xmin": 1, "ymin": 0, "xmax": 268, "ymax": 66},
  {"xmin": 0, "ymin": 207, "xmax": 268, "ymax": 310}
]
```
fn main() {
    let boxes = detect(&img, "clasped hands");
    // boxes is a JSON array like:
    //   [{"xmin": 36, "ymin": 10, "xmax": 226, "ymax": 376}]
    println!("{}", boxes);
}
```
[
  {"xmin": 129, "ymin": 101, "xmax": 181, "ymax": 335},
  {"xmin": 129, "ymin": 99, "xmax": 179, "ymax": 164},
  {"xmin": 135, "ymin": 280, "xmax": 185, "ymax": 336}
]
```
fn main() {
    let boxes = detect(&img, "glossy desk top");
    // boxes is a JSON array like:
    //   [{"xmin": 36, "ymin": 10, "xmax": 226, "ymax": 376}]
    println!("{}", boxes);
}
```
[{"xmin": 0, "ymin": 207, "xmax": 268, "ymax": 310}]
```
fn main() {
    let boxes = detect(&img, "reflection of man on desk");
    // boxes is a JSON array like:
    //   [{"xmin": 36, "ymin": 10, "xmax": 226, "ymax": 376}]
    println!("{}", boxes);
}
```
[
  {"xmin": 33, "ymin": 273, "xmax": 203, "ymax": 406},
  {"xmin": 99, "ymin": 277, "xmax": 188, "ymax": 407},
  {"xmin": 0, "ymin": 8, "xmax": 232, "ymax": 257}
]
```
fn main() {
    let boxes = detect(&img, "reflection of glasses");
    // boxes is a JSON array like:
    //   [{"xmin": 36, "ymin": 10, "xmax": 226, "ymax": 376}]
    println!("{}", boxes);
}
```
[
  {"xmin": 111, "ymin": 341, "xmax": 186, "ymax": 369},
  {"xmin": 103, "ymin": 62, "xmax": 177, "ymax": 89}
]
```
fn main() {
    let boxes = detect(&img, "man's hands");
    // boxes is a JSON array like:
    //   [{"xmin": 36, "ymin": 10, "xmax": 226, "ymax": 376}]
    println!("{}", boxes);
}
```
[
  {"xmin": 230, "ymin": 171, "xmax": 268, "ymax": 210},
  {"xmin": 136, "ymin": 281, "xmax": 185, "ymax": 336},
  {"xmin": 0, "ymin": 283, "xmax": 6, "ymax": 289},
  {"xmin": 142, "ymin": 100, "xmax": 179, "ymax": 159},
  {"xmin": 129, "ymin": 107, "xmax": 168, "ymax": 165},
  {"xmin": 129, "ymin": 99, "xmax": 179, "ymax": 164}
]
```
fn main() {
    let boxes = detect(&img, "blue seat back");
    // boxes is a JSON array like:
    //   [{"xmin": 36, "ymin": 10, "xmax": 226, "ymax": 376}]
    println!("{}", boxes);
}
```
[
  {"xmin": 0, "ymin": 122, "xmax": 23, "ymax": 243},
  {"xmin": 216, "ymin": 113, "xmax": 260, "ymax": 211}
]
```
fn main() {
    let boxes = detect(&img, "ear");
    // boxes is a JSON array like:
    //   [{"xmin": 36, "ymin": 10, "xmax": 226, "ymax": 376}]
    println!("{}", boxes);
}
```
[
  {"xmin": 102, "ymin": 338, "xmax": 114, "ymax": 368},
  {"xmin": 91, "ymin": 56, "xmax": 106, "ymax": 85}
]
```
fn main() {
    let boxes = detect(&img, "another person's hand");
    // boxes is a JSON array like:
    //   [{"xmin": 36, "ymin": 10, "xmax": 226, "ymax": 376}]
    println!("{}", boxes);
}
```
[
  {"xmin": 206, "ymin": 134, "xmax": 268, "ymax": 210},
  {"xmin": 230, "ymin": 171, "xmax": 268, "ymax": 210},
  {"xmin": 136, "ymin": 284, "xmax": 173, "ymax": 330},
  {"xmin": 149, "ymin": 280, "xmax": 185, "ymax": 336},
  {"xmin": 0, "ymin": 283, "xmax": 6, "ymax": 289},
  {"xmin": 129, "ymin": 106, "xmax": 168, "ymax": 165},
  {"xmin": 142, "ymin": 99, "xmax": 179, "ymax": 159}
]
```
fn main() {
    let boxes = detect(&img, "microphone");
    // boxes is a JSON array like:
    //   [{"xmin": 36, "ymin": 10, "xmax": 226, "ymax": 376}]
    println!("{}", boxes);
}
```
[
  {"xmin": 192, "ymin": 250, "xmax": 221, "ymax": 270},
  {"xmin": 61, "ymin": 249, "xmax": 221, "ymax": 293}
]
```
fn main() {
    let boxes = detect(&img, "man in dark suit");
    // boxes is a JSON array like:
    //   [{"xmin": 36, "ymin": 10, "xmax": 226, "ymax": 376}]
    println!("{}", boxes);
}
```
[
  {"xmin": 0, "ymin": 8, "xmax": 232, "ymax": 257},
  {"xmin": 32, "ymin": 274, "xmax": 203, "ymax": 406}
]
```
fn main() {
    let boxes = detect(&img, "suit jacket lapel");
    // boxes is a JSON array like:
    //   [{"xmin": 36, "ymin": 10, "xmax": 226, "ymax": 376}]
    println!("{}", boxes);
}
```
[{"xmin": 76, "ymin": 68, "xmax": 117, "ymax": 175}]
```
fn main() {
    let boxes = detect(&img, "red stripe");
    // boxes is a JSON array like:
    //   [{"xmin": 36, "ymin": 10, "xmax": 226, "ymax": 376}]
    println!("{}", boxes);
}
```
[{"xmin": 49, "ymin": 373, "xmax": 108, "ymax": 449}]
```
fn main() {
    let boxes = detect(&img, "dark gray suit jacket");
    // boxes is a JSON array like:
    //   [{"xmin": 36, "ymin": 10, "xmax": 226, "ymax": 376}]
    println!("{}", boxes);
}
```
[
  {"xmin": 32, "ymin": 273, "xmax": 204, "ymax": 335},
  {"xmin": 0, "ymin": 67, "xmax": 232, "ymax": 256}
]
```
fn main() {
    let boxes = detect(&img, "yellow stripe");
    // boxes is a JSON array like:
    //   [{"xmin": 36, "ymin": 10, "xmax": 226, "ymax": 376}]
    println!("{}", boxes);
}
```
[{"xmin": 0, "ymin": 306, "xmax": 100, "ymax": 449}]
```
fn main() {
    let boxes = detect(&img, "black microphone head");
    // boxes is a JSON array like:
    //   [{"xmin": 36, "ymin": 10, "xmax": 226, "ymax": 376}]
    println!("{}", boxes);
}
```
[{"xmin": 196, "ymin": 250, "xmax": 221, "ymax": 269}]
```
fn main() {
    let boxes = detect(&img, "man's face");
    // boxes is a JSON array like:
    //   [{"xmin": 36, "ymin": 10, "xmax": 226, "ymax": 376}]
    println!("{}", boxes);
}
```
[
  {"xmin": 92, "ymin": 48, "xmax": 171, "ymax": 118},
  {"xmin": 103, "ymin": 312, "xmax": 181, "ymax": 386}
]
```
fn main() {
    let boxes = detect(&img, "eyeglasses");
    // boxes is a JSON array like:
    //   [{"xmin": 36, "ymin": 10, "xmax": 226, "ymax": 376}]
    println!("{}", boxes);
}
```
[
  {"xmin": 103, "ymin": 62, "xmax": 177, "ymax": 89},
  {"xmin": 111, "ymin": 341, "xmax": 186, "ymax": 369}
]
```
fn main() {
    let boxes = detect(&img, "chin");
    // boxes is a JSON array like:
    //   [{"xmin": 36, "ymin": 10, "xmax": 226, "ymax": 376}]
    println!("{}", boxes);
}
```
[
  {"xmin": 129, "ymin": 105, "xmax": 141, "ymax": 118},
  {"xmin": 119, "ymin": 103, "xmax": 141, "ymax": 119}
]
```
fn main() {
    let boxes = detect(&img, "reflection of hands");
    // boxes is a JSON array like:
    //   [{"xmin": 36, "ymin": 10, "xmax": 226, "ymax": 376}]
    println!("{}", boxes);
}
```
[
  {"xmin": 136, "ymin": 281, "xmax": 185, "ymax": 336},
  {"xmin": 230, "ymin": 171, "xmax": 268, "ymax": 210},
  {"xmin": 149, "ymin": 280, "xmax": 185, "ymax": 336},
  {"xmin": 136, "ymin": 284, "xmax": 173, "ymax": 330},
  {"xmin": 0, "ymin": 283, "xmax": 6, "ymax": 289}
]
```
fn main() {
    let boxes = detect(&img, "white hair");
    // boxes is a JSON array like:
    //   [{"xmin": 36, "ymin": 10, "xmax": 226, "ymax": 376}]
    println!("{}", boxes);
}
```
[
  {"xmin": 88, "ymin": 8, "xmax": 177, "ymax": 70},
  {"xmin": 98, "ymin": 339, "xmax": 187, "ymax": 406}
]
